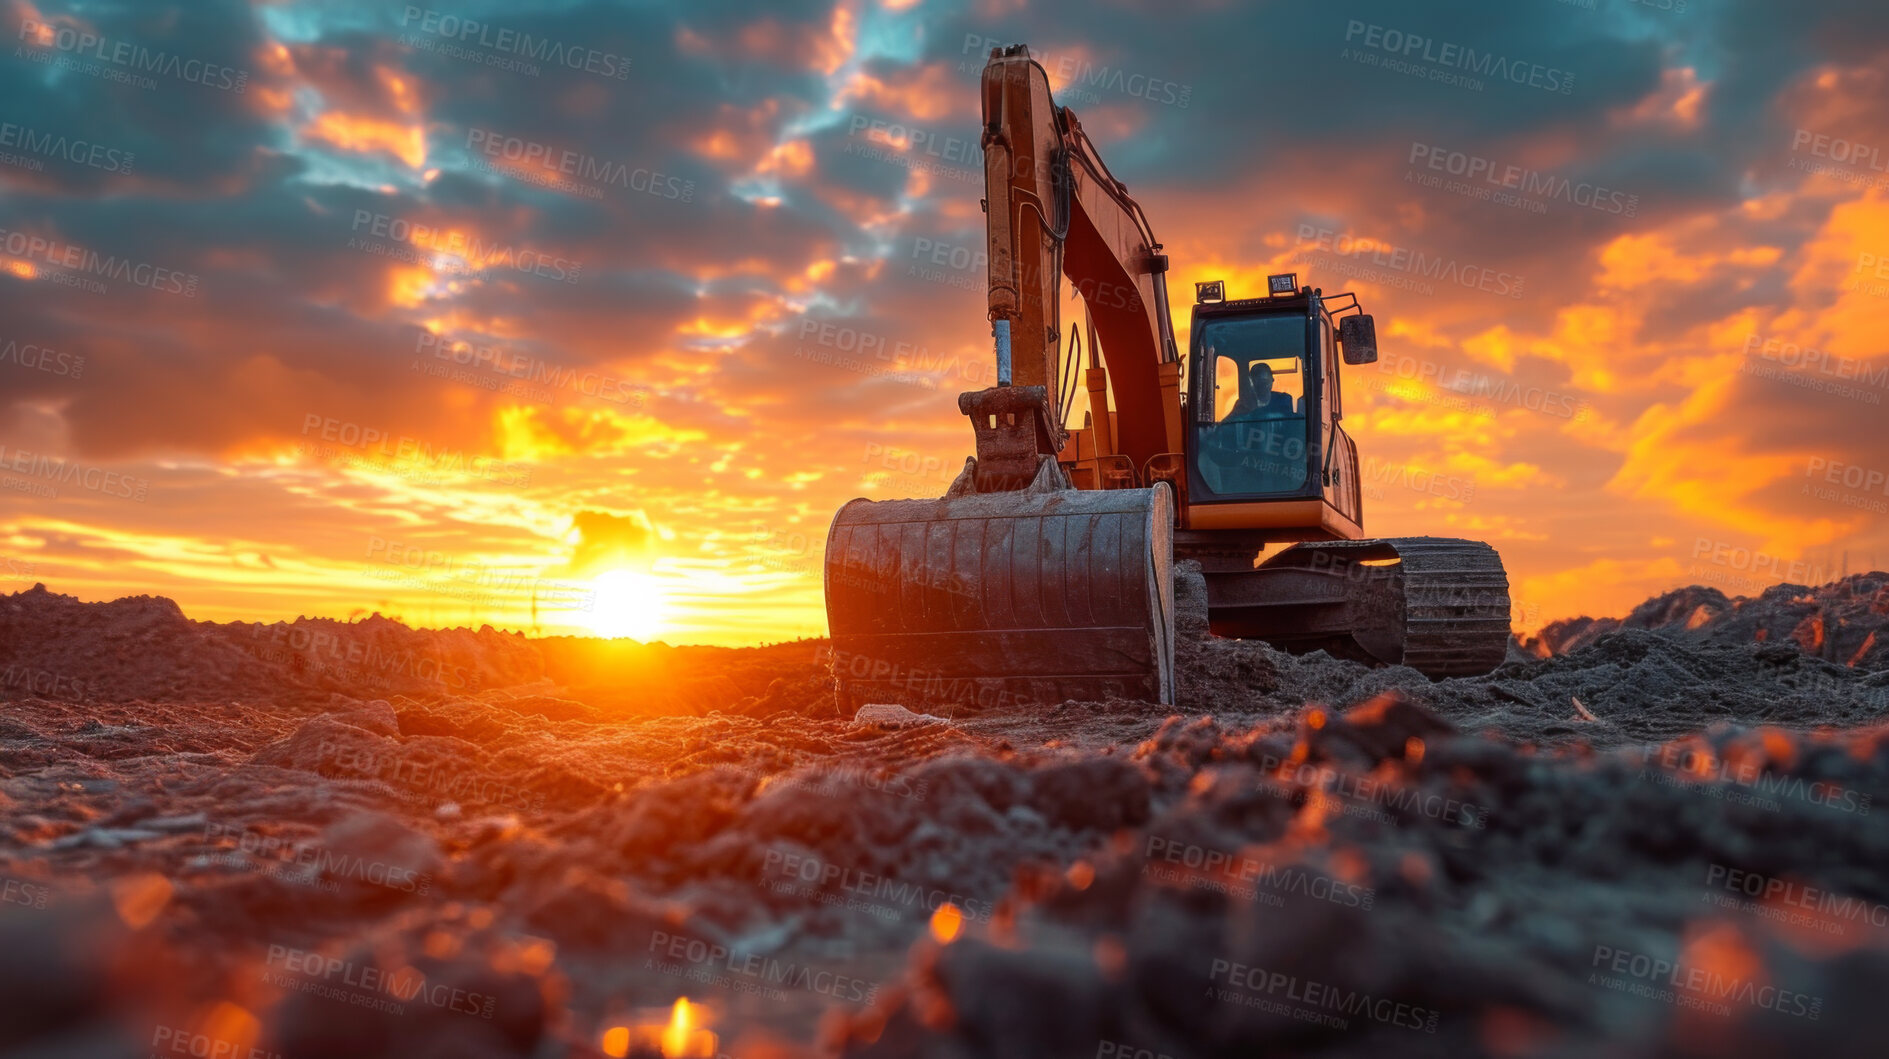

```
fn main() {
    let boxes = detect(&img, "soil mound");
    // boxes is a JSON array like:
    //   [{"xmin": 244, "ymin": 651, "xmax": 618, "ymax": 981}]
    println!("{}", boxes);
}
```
[{"xmin": 1525, "ymin": 574, "xmax": 1889, "ymax": 671}]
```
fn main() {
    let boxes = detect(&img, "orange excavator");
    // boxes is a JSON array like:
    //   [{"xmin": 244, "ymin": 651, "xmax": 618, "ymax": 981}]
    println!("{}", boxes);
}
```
[{"xmin": 824, "ymin": 45, "xmax": 1510, "ymax": 711}]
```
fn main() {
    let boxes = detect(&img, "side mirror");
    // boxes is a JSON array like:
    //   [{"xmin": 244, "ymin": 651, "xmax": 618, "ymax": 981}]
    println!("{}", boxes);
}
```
[{"xmin": 1340, "ymin": 314, "xmax": 1378, "ymax": 365}]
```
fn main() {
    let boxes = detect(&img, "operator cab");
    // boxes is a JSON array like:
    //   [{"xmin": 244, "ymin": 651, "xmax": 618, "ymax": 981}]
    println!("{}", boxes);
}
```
[{"xmin": 1182, "ymin": 275, "xmax": 1377, "ymax": 540}]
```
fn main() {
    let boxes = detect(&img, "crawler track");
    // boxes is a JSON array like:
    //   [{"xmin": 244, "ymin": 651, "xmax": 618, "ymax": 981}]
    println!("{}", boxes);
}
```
[{"xmin": 1207, "ymin": 536, "xmax": 1511, "ymax": 678}]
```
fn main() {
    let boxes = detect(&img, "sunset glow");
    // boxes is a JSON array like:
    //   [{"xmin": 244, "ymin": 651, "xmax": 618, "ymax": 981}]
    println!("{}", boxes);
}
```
[
  {"xmin": 584, "ymin": 569, "xmax": 672, "ymax": 640},
  {"xmin": 7, "ymin": 6, "xmax": 1889, "ymax": 1059},
  {"xmin": 1, "ymin": 1, "xmax": 1885, "ymax": 645}
]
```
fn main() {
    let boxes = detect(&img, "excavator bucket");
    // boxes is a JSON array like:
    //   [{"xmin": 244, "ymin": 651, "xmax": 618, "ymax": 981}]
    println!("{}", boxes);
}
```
[{"xmin": 824, "ymin": 457, "xmax": 1175, "ymax": 714}]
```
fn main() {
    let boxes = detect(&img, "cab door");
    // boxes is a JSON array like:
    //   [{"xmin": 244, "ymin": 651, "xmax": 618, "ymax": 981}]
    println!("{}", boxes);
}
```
[{"xmin": 1319, "ymin": 319, "xmax": 1362, "ymax": 525}]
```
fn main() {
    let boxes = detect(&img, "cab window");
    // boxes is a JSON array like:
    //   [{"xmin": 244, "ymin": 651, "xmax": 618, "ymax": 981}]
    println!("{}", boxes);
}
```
[{"xmin": 1193, "ymin": 314, "xmax": 1310, "ymax": 495}]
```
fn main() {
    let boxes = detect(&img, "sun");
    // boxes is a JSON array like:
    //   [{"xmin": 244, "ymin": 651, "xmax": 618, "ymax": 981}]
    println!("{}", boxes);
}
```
[{"xmin": 583, "ymin": 569, "xmax": 670, "ymax": 640}]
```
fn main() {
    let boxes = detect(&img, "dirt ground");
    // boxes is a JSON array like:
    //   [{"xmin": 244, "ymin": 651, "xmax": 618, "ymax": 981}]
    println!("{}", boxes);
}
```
[{"xmin": 2, "ymin": 572, "xmax": 1888, "ymax": 1058}]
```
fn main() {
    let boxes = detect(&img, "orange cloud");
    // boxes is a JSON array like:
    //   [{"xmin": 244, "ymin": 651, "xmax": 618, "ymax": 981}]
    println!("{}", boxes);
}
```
[
  {"xmin": 836, "ymin": 61, "xmax": 974, "ymax": 122},
  {"xmin": 305, "ymin": 112, "xmax": 427, "ymax": 168},
  {"xmin": 1613, "ymin": 66, "xmax": 1708, "ymax": 130}
]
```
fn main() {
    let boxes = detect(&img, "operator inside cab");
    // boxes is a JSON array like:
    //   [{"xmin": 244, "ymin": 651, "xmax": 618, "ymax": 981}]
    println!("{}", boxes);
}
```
[
  {"xmin": 1227, "ymin": 362, "xmax": 1297, "ymax": 420},
  {"xmin": 1198, "ymin": 348, "xmax": 1309, "ymax": 495}
]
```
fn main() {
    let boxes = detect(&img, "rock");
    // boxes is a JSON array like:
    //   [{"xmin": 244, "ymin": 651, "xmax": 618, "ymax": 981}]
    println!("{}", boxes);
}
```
[
  {"xmin": 328, "ymin": 699, "xmax": 400, "ymax": 736},
  {"xmin": 520, "ymin": 872, "xmax": 688, "ymax": 953},
  {"xmin": 494, "ymin": 694, "xmax": 600, "ymax": 723},
  {"xmin": 250, "ymin": 714, "xmax": 396, "ymax": 774},
  {"xmin": 316, "ymin": 812, "xmax": 442, "ymax": 898},
  {"xmin": 1307, "ymin": 692, "xmax": 1456, "ymax": 766},
  {"xmin": 47, "ymin": 828, "xmax": 164, "ymax": 850},
  {"xmin": 853, "ymin": 703, "xmax": 947, "ymax": 728},
  {"xmin": 0, "ymin": 895, "xmax": 129, "ymax": 1049},
  {"xmin": 267, "ymin": 935, "xmax": 546, "ymax": 1059},
  {"xmin": 1028, "ymin": 757, "xmax": 1150, "ymax": 832}
]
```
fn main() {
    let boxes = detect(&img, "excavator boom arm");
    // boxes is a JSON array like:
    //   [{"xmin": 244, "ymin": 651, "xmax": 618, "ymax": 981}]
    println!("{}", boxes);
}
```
[{"xmin": 980, "ymin": 46, "xmax": 1183, "ymax": 470}]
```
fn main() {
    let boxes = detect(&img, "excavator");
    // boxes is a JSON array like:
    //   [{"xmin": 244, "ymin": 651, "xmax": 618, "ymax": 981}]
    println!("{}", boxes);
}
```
[{"xmin": 823, "ymin": 45, "xmax": 1510, "ymax": 711}]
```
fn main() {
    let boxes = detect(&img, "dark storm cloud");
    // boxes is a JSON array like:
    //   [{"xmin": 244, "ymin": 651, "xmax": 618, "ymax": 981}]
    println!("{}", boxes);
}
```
[
  {"xmin": 0, "ymin": 0, "xmax": 1819, "ymax": 451},
  {"xmin": 924, "ymin": 1, "xmax": 1664, "ymax": 157},
  {"xmin": 2, "ymin": 0, "xmax": 283, "ymax": 193},
  {"xmin": 0, "ymin": 0, "xmax": 858, "ymax": 458}
]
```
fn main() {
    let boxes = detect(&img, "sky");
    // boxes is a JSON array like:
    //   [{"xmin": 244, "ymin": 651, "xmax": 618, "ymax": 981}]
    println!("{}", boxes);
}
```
[{"xmin": 2, "ymin": 0, "xmax": 1888, "ymax": 645}]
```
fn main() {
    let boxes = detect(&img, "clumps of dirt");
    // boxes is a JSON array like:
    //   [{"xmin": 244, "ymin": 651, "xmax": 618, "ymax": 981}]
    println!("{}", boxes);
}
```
[
  {"xmin": 0, "ymin": 586, "xmax": 264, "ymax": 704},
  {"xmin": 0, "ymin": 663, "xmax": 1182, "ymax": 1056},
  {"xmin": 0, "ymin": 583, "xmax": 840, "ymax": 725},
  {"xmin": 1163, "ymin": 596, "xmax": 1889, "ymax": 751},
  {"xmin": 0, "ymin": 584, "xmax": 544, "ymax": 705},
  {"xmin": 534, "ymin": 637, "xmax": 836, "ymax": 718},
  {"xmin": 7, "ymin": 573, "xmax": 1889, "ymax": 1057},
  {"xmin": 1524, "ymin": 573, "xmax": 1889, "ymax": 670},
  {"xmin": 1173, "ymin": 562, "xmax": 1282, "ymax": 712},
  {"xmin": 535, "ymin": 729, "xmax": 1159, "ymax": 949},
  {"xmin": 832, "ymin": 693, "xmax": 1889, "ymax": 1059},
  {"xmin": 230, "ymin": 613, "xmax": 547, "ymax": 698},
  {"xmin": 1166, "ymin": 559, "xmax": 1889, "ymax": 750},
  {"xmin": 1456, "ymin": 631, "xmax": 1889, "ymax": 746},
  {"xmin": 260, "ymin": 917, "xmax": 554, "ymax": 1059}
]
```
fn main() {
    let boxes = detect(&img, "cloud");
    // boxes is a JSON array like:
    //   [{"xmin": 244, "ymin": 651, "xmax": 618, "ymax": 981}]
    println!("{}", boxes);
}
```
[
  {"xmin": 558, "ymin": 508, "xmax": 658, "ymax": 578},
  {"xmin": 2, "ymin": 0, "xmax": 1887, "ymax": 640}
]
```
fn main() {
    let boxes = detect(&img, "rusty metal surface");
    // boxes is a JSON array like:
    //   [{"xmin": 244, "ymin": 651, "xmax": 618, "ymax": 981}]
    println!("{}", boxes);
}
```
[
  {"xmin": 958, "ymin": 386, "xmax": 1061, "ymax": 492},
  {"xmin": 825, "ymin": 482, "xmax": 1174, "ymax": 713}
]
